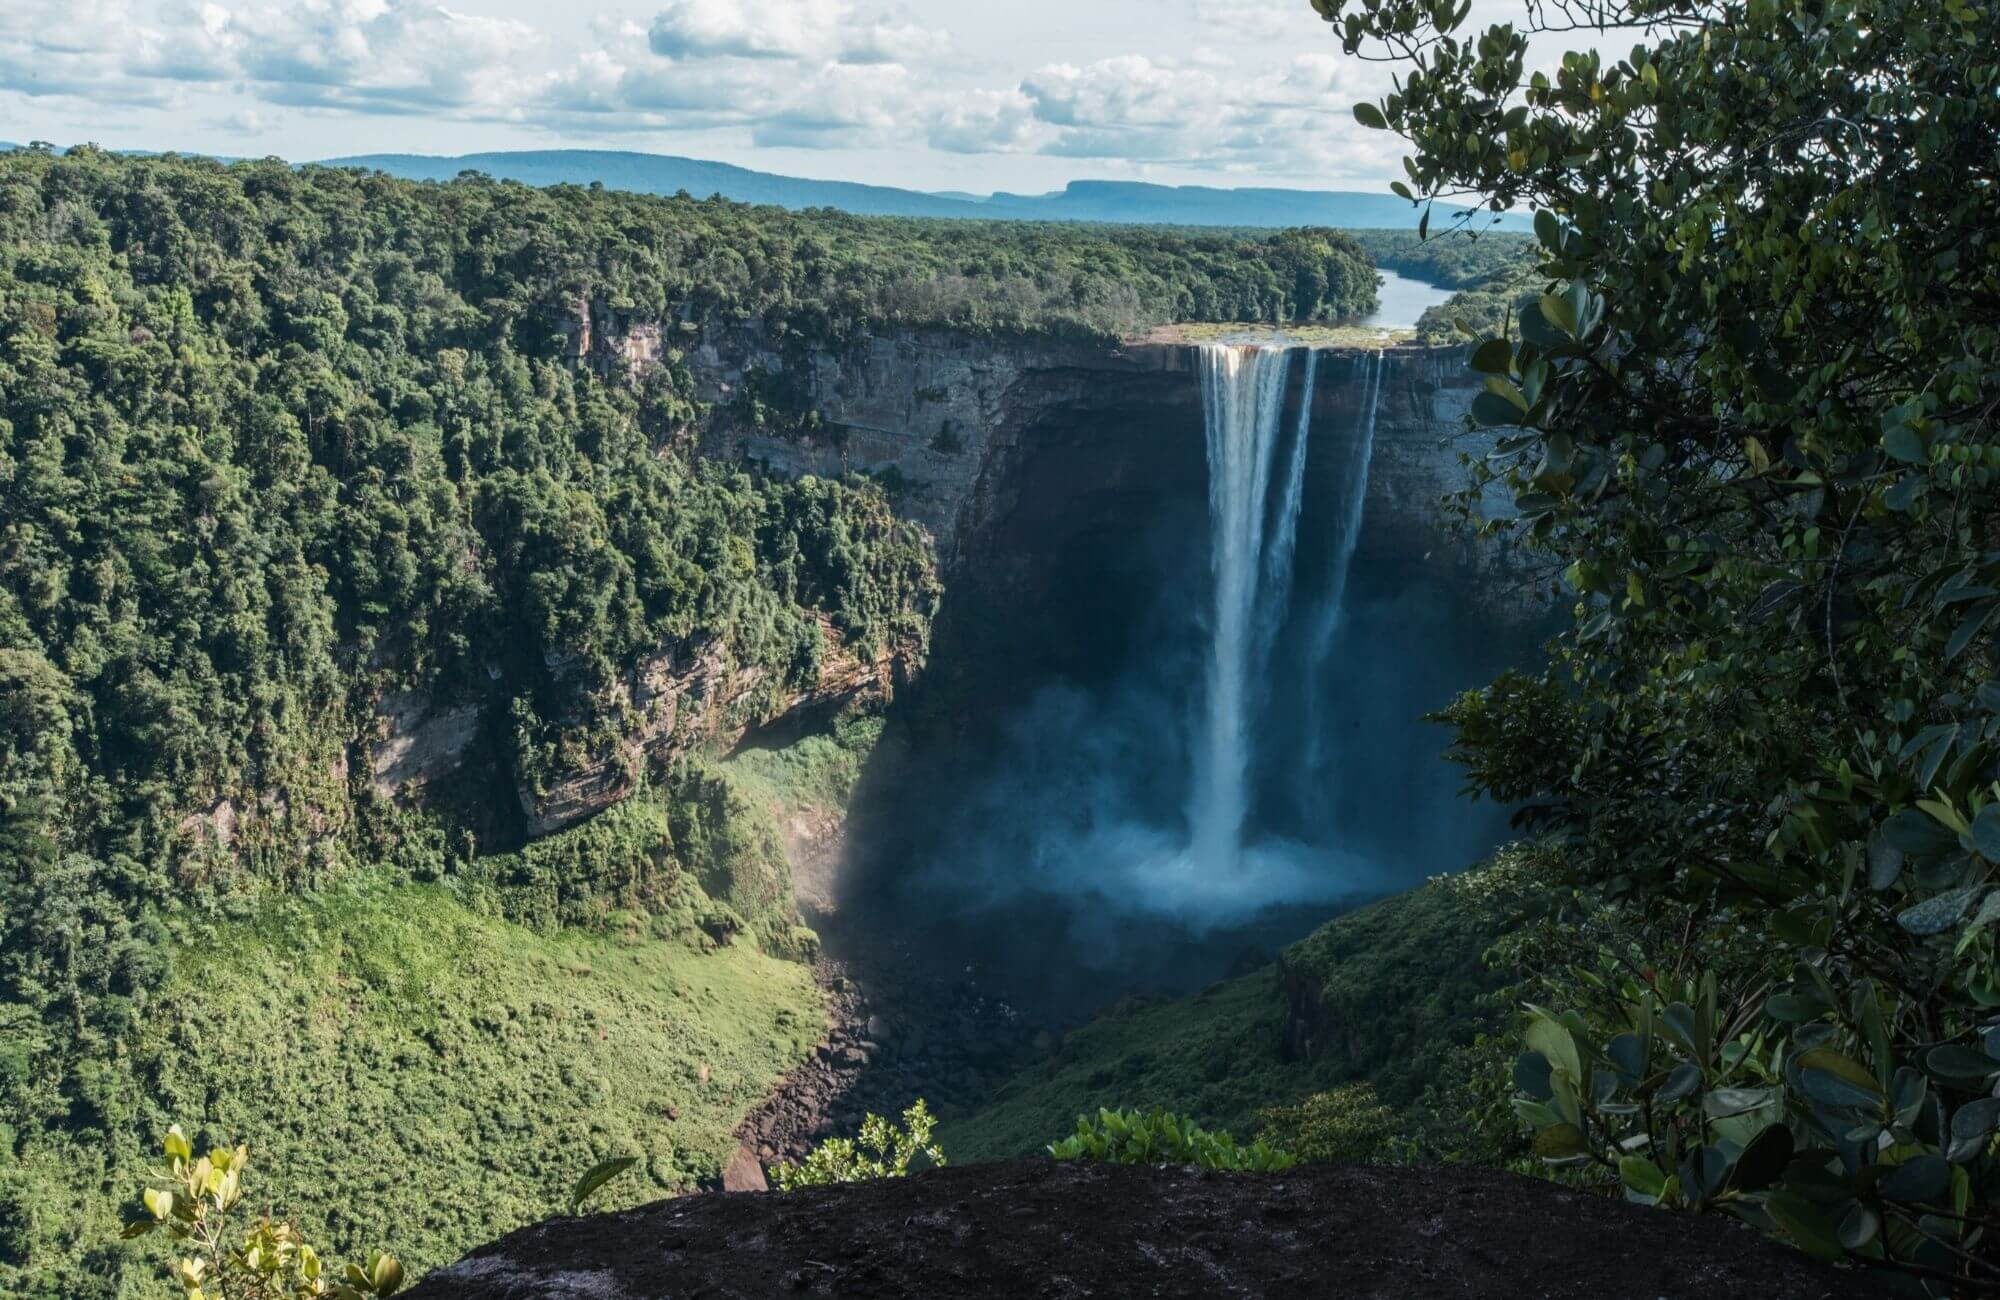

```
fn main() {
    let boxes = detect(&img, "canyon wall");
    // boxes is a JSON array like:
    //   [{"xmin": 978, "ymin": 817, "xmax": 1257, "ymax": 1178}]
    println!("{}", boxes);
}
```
[
  {"xmin": 681, "ymin": 321, "xmax": 1538, "ymax": 613},
  {"xmin": 348, "ymin": 315, "xmax": 1539, "ymax": 847}
]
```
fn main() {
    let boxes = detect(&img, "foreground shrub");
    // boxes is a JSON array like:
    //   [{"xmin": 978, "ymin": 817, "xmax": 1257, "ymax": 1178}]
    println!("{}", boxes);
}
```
[
  {"xmin": 772, "ymin": 1101, "xmax": 945, "ymax": 1191},
  {"xmin": 123, "ymin": 1126, "xmax": 402, "ymax": 1300},
  {"xmin": 1050, "ymin": 1108, "xmax": 1295, "ymax": 1173},
  {"xmin": 1257, "ymin": 1085, "xmax": 1401, "ymax": 1165},
  {"xmin": 1324, "ymin": 0, "xmax": 2000, "ymax": 1285}
]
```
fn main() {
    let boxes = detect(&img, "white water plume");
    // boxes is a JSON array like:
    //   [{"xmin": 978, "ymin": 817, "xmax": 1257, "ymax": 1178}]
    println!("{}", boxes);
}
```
[
  {"xmin": 1187, "ymin": 343, "xmax": 1296, "ymax": 871},
  {"xmin": 1303, "ymin": 350, "xmax": 1386, "ymax": 778}
]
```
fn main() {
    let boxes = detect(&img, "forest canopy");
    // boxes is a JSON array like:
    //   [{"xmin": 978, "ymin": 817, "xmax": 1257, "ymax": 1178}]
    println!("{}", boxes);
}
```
[{"xmin": 0, "ymin": 146, "xmax": 1389, "ymax": 1295}]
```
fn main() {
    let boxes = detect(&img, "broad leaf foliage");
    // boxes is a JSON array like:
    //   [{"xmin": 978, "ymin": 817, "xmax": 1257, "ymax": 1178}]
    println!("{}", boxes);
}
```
[{"xmin": 1315, "ymin": 0, "xmax": 2000, "ymax": 1287}]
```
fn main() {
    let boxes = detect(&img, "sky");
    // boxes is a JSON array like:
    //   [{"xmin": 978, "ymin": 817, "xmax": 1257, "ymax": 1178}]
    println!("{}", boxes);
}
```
[{"xmin": 0, "ymin": 0, "xmax": 1437, "ymax": 193}]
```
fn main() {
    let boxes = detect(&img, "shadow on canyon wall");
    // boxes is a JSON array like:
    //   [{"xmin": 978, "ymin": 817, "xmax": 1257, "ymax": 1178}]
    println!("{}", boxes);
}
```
[{"xmin": 820, "ymin": 348, "xmax": 1550, "ymax": 1023}]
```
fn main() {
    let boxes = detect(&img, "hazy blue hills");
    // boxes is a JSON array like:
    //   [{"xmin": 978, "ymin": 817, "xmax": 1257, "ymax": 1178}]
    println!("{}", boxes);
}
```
[
  {"xmin": 972, "ymin": 179, "xmax": 1529, "ymax": 230},
  {"xmin": 316, "ymin": 149, "xmax": 1530, "ymax": 231}
]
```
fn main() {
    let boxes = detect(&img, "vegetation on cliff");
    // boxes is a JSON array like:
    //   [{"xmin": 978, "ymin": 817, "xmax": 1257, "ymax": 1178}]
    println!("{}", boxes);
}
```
[
  {"xmin": 944, "ymin": 861, "xmax": 1531, "ymax": 1165},
  {"xmin": 0, "ymin": 145, "xmax": 1390, "ymax": 1295},
  {"xmin": 1329, "ymin": 0, "xmax": 2000, "ymax": 1286}
]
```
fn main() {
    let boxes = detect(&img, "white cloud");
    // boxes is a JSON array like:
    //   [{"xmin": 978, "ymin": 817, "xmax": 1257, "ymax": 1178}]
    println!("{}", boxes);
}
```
[
  {"xmin": 0, "ymin": 0, "xmax": 1409, "ymax": 183},
  {"xmin": 229, "ymin": 1, "xmax": 538, "ymax": 113},
  {"xmin": 643, "ymin": 0, "xmax": 945, "ymax": 67},
  {"xmin": 0, "ymin": 0, "xmax": 536, "ymax": 115},
  {"xmin": 647, "ymin": 0, "xmax": 844, "ymax": 61}
]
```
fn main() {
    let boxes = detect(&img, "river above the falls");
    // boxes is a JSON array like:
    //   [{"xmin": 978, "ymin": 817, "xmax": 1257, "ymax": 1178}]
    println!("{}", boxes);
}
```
[{"xmin": 1353, "ymin": 268, "xmax": 1456, "ymax": 333}]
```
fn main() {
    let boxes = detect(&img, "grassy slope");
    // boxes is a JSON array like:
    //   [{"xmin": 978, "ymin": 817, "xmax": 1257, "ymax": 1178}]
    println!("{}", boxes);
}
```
[
  {"xmin": 29, "ymin": 876, "xmax": 821, "ymax": 1295},
  {"xmin": 720, "ymin": 716, "xmax": 881, "ymax": 815},
  {"xmin": 941, "ymin": 968, "xmax": 1335, "ymax": 1162},
  {"xmin": 943, "ymin": 869, "xmax": 1519, "ymax": 1163}
]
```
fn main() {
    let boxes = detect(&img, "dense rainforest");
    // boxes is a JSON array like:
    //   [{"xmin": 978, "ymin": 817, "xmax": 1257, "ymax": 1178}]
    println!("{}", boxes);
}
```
[{"xmin": 0, "ymin": 147, "xmax": 1384, "ymax": 1295}]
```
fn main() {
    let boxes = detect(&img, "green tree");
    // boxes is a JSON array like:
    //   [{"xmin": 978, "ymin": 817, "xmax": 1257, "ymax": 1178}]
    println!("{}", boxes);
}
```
[
  {"xmin": 771, "ymin": 1101, "xmax": 945, "ymax": 1190},
  {"xmin": 1314, "ymin": 0, "xmax": 2000, "ymax": 1288}
]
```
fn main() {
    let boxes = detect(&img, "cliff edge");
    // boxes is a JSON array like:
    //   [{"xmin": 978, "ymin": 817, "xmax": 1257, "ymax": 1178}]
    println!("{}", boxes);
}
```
[{"xmin": 404, "ymin": 1159, "xmax": 1871, "ymax": 1300}]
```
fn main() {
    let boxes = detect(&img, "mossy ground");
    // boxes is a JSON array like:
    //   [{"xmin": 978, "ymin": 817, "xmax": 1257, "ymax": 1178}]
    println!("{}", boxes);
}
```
[{"xmin": 14, "ymin": 874, "xmax": 822, "ymax": 1296}]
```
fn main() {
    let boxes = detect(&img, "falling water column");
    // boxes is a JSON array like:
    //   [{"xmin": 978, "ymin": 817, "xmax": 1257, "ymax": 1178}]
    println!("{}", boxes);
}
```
[
  {"xmin": 1188, "ymin": 344, "xmax": 1295, "ymax": 872},
  {"xmin": 1302, "ymin": 350, "xmax": 1387, "ymax": 786}
]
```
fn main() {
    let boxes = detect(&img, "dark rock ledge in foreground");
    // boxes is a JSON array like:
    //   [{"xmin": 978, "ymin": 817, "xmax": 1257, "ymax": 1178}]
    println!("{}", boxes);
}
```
[{"xmin": 404, "ymin": 1159, "xmax": 1874, "ymax": 1299}]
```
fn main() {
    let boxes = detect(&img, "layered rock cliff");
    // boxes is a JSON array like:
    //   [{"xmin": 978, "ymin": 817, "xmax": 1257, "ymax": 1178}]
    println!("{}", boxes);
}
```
[{"xmin": 347, "ymin": 311, "xmax": 1535, "ymax": 849}]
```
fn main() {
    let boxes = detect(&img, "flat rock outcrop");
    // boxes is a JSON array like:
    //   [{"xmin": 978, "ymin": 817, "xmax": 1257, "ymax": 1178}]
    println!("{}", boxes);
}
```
[{"xmin": 405, "ymin": 1158, "xmax": 1873, "ymax": 1300}]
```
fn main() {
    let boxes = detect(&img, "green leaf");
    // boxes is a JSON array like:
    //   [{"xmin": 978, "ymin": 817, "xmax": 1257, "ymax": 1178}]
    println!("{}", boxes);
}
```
[
  {"xmin": 1524, "ymin": 1014, "xmax": 1582, "ymax": 1082},
  {"xmin": 1471, "ymin": 391, "xmax": 1526, "ymax": 427},
  {"xmin": 1532, "ymin": 1122, "xmax": 1588, "ymax": 1159},
  {"xmin": 1897, "ymin": 885, "xmax": 1981, "ymax": 936},
  {"xmin": 1883, "ymin": 423, "xmax": 1928, "ymax": 464},
  {"xmin": 1605, "ymin": 1033, "xmax": 1646, "ymax": 1082},
  {"xmin": 1729, "ymin": 1124, "xmax": 1793, "ymax": 1191},
  {"xmin": 1970, "ymin": 805, "xmax": 2000, "ymax": 861},
  {"xmin": 1533, "ymin": 208, "xmax": 1561, "ymax": 251},
  {"xmin": 1512, "ymin": 1051, "xmax": 1554, "ymax": 1100},
  {"xmin": 164, "ymin": 1128, "xmax": 192, "ymax": 1162},
  {"xmin": 1926, "ymin": 1044, "xmax": 2000, "ymax": 1084},
  {"xmin": 1838, "ymin": 1203, "xmax": 1880, "ymax": 1251},
  {"xmin": 1765, "ymin": 1191, "xmax": 1844, "ymax": 1260},
  {"xmin": 1884, "ymin": 473, "xmax": 1927, "ymax": 512},
  {"xmin": 1764, "ymin": 993, "xmax": 1827, "ymax": 1024},
  {"xmin": 1619, "ymin": 1155, "xmax": 1667, "ymax": 1199},
  {"xmin": 1538, "ymin": 291, "xmax": 1578, "ymax": 336},
  {"xmin": 1469, "ymin": 338, "xmax": 1514, "ymax": 375},
  {"xmin": 1866, "ymin": 831, "xmax": 1904, "ymax": 890},
  {"xmin": 1968, "ymin": 888, "xmax": 2000, "ymax": 933},
  {"xmin": 1352, "ymin": 101, "xmax": 1388, "ymax": 130},
  {"xmin": 1795, "ymin": 1048, "xmax": 1883, "ymax": 1111},
  {"xmin": 1948, "ymin": 1097, "xmax": 2000, "ymax": 1163},
  {"xmin": 1656, "ymin": 1061, "xmax": 1703, "ymax": 1103},
  {"xmin": 1881, "ymin": 809, "xmax": 1959, "ymax": 857},
  {"xmin": 371, "ymin": 1254, "xmax": 406, "ymax": 1297},
  {"xmin": 568, "ymin": 1156, "xmax": 640, "ymax": 1215},
  {"xmin": 1879, "ymin": 1154, "xmax": 1950, "ymax": 1203},
  {"xmin": 1947, "ymin": 600, "xmax": 1998, "ymax": 662},
  {"xmin": 1702, "ymin": 1086, "xmax": 1776, "ymax": 1119}
]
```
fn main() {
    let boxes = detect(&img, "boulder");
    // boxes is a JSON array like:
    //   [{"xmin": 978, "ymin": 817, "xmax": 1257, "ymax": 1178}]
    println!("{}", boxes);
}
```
[
  {"xmin": 407, "ymin": 1159, "xmax": 1876, "ymax": 1300},
  {"xmin": 719, "ymin": 1146, "xmax": 767, "ymax": 1194}
]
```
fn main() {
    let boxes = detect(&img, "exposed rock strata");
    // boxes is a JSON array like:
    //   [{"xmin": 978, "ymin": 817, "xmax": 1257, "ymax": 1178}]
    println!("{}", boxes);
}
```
[{"xmin": 204, "ymin": 311, "xmax": 1535, "ymax": 851}]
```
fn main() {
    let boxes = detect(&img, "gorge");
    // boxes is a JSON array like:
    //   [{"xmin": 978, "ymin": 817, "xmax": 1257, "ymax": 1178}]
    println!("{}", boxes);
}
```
[{"xmin": 0, "ymin": 150, "xmax": 1555, "ymax": 1294}]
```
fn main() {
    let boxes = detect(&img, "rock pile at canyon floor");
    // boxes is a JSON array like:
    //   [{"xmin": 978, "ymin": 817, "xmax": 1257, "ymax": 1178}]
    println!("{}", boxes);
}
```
[{"xmin": 405, "ymin": 1158, "xmax": 1874, "ymax": 1299}]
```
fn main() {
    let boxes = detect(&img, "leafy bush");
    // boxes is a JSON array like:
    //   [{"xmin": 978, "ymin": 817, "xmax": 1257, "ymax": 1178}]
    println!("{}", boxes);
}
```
[
  {"xmin": 1256, "ymin": 1086, "xmax": 1400, "ymax": 1165},
  {"xmin": 123, "ymin": 1126, "xmax": 403, "ymax": 1300},
  {"xmin": 1325, "ymin": 0, "xmax": 2000, "ymax": 1287},
  {"xmin": 1049, "ymin": 1108, "xmax": 1295, "ymax": 1173},
  {"xmin": 771, "ymin": 1101, "xmax": 944, "ymax": 1191}
]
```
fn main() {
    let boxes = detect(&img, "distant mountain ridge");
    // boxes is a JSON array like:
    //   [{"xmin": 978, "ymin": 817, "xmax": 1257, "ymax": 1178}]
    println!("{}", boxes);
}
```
[{"xmin": 316, "ymin": 149, "xmax": 1531, "ymax": 231}]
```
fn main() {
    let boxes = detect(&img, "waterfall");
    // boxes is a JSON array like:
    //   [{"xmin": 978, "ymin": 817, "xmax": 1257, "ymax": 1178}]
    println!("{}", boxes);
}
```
[
  {"xmin": 1188, "ymin": 344, "xmax": 1297, "ymax": 870},
  {"xmin": 1303, "ymin": 350, "xmax": 1386, "ymax": 775},
  {"xmin": 1256, "ymin": 348, "xmax": 1317, "ymax": 674}
]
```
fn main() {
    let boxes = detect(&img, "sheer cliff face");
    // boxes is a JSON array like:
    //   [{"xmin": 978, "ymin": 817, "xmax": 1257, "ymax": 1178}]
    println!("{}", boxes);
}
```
[
  {"xmin": 357, "ymin": 322, "xmax": 1535, "ymax": 846},
  {"xmin": 688, "ymin": 325, "xmax": 1533, "ymax": 615}
]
